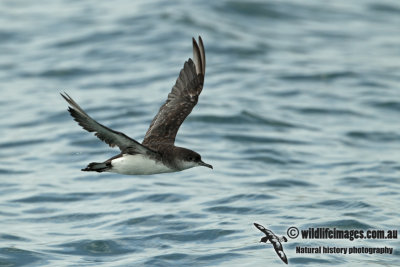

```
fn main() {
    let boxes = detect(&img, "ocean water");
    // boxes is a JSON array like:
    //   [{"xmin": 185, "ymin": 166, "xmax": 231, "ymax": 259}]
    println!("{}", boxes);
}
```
[{"xmin": 0, "ymin": 0, "xmax": 399, "ymax": 266}]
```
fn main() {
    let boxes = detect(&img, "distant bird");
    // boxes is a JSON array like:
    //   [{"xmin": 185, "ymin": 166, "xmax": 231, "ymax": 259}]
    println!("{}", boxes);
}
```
[
  {"xmin": 61, "ymin": 36, "xmax": 212, "ymax": 175},
  {"xmin": 254, "ymin": 223, "xmax": 288, "ymax": 264}
]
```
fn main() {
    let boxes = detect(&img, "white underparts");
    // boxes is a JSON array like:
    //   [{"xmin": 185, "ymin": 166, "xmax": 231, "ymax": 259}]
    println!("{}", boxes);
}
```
[{"xmin": 109, "ymin": 154, "xmax": 175, "ymax": 175}]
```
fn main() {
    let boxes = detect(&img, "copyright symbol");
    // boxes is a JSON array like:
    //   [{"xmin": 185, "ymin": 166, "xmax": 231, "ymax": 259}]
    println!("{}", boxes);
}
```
[{"xmin": 287, "ymin": 226, "xmax": 299, "ymax": 239}]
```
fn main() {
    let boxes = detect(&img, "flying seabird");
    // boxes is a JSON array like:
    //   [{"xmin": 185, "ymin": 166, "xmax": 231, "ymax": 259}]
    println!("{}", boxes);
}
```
[
  {"xmin": 61, "ymin": 36, "xmax": 212, "ymax": 175},
  {"xmin": 254, "ymin": 223, "xmax": 288, "ymax": 264}
]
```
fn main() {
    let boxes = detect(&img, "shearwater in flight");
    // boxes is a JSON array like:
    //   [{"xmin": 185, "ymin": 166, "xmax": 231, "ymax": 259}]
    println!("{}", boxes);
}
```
[
  {"xmin": 61, "ymin": 36, "xmax": 212, "ymax": 175},
  {"xmin": 254, "ymin": 223, "xmax": 288, "ymax": 264}
]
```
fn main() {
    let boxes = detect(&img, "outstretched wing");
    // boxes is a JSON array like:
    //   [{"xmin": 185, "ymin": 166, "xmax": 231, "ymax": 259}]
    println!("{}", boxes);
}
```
[
  {"xmin": 254, "ymin": 223, "xmax": 270, "ymax": 235},
  {"xmin": 61, "ymin": 93, "xmax": 155, "ymax": 155},
  {"xmin": 142, "ymin": 36, "xmax": 206, "ymax": 148},
  {"xmin": 255, "ymin": 223, "xmax": 288, "ymax": 263},
  {"xmin": 272, "ymin": 242, "xmax": 288, "ymax": 264}
]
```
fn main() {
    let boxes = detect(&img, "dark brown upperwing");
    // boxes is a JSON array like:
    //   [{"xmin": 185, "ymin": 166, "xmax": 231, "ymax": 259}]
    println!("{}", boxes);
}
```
[
  {"xmin": 61, "ymin": 93, "xmax": 156, "ymax": 156},
  {"xmin": 142, "ymin": 36, "xmax": 206, "ymax": 148}
]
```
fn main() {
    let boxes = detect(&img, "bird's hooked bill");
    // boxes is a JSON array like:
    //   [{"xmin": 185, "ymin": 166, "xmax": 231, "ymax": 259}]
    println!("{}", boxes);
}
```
[{"xmin": 199, "ymin": 160, "xmax": 213, "ymax": 169}]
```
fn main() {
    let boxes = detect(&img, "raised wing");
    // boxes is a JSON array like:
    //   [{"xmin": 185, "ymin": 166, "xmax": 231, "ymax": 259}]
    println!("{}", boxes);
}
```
[
  {"xmin": 61, "ymin": 93, "xmax": 155, "ymax": 155},
  {"xmin": 142, "ymin": 36, "xmax": 206, "ymax": 148}
]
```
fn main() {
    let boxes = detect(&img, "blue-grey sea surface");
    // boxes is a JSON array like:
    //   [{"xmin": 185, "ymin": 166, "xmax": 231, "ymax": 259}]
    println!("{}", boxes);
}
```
[{"xmin": 0, "ymin": 0, "xmax": 399, "ymax": 266}]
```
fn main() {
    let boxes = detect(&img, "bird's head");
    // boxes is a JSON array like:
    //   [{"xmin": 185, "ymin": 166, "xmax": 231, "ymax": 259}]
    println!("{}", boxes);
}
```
[
  {"xmin": 260, "ymin": 236, "xmax": 269, "ymax": 243},
  {"xmin": 175, "ymin": 147, "xmax": 213, "ymax": 170}
]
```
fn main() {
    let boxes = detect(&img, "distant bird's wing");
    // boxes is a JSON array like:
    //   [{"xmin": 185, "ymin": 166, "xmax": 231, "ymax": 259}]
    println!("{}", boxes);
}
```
[
  {"xmin": 254, "ymin": 223, "xmax": 288, "ymax": 264},
  {"xmin": 254, "ymin": 223, "xmax": 272, "ymax": 236},
  {"xmin": 142, "ymin": 36, "xmax": 206, "ymax": 148},
  {"xmin": 272, "ymin": 241, "xmax": 288, "ymax": 264},
  {"xmin": 61, "ymin": 93, "xmax": 157, "ymax": 156}
]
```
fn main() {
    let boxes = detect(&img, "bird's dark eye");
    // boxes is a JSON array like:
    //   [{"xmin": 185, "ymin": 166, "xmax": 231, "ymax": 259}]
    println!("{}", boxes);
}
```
[{"xmin": 188, "ymin": 157, "xmax": 193, "ymax": 161}]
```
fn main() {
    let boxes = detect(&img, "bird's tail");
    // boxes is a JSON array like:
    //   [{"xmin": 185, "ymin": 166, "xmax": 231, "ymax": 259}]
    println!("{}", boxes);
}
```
[{"xmin": 82, "ymin": 162, "xmax": 111, "ymax": 172}]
